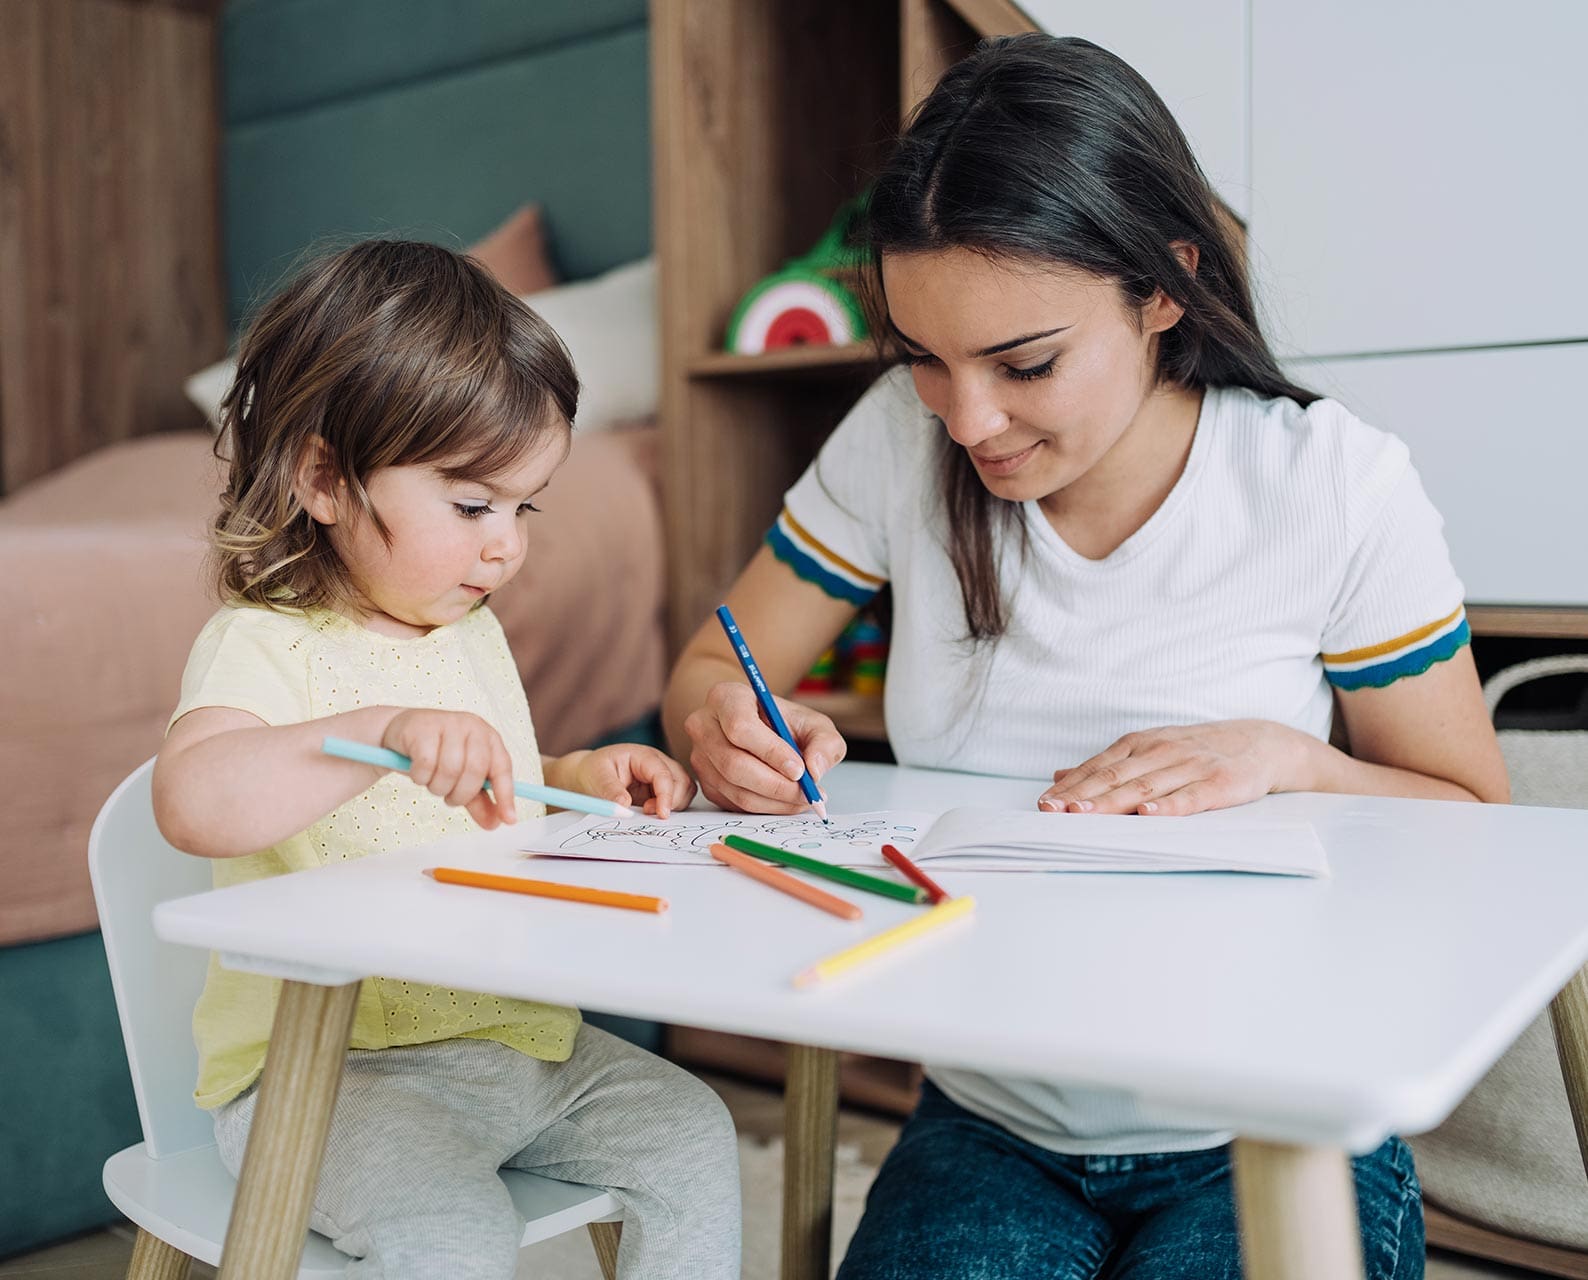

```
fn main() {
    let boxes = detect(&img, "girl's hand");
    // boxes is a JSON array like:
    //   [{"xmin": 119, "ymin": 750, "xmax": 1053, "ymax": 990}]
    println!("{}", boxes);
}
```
[
  {"xmin": 684, "ymin": 681, "xmax": 847, "ymax": 814},
  {"xmin": 1037, "ymin": 719, "xmax": 1314, "ymax": 817},
  {"xmin": 563, "ymin": 745, "xmax": 696, "ymax": 819},
  {"xmin": 381, "ymin": 709, "xmax": 518, "ymax": 829}
]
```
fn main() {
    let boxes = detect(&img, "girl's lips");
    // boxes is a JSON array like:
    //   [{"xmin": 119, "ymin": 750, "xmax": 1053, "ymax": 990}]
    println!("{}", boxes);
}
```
[{"xmin": 971, "ymin": 442, "xmax": 1040, "ymax": 477}]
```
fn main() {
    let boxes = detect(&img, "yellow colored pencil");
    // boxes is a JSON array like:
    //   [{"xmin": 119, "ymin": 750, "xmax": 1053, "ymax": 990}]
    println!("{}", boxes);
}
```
[{"xmin": 792, "ymin": 895, "xmax": 976, "ymax": 989}]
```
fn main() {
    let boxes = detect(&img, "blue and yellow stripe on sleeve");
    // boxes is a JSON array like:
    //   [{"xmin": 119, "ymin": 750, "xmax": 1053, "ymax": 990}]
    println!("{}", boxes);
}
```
[
  {"xmin": 1322, "ymin": 606, "xmax": 1471, "ymax": 691},
  {"xmin": 765, "ymin": 507, "xmax": 885, "ymax": 606}
]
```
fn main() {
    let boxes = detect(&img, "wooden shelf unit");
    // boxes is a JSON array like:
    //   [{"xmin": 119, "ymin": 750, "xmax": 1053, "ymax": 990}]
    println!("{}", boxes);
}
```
[
  {"xmin": 650, "ymin": 0, "xmax": 1034, "ymax": 1106},
  {"xmin": 652, "ymin": 0, "xmax": 1035, "ymax": 656}
]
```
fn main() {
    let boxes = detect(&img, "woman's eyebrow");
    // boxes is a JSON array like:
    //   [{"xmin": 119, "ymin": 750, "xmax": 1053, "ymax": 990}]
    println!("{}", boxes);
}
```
[{"xmin": 889, "ymin": 322, "xmax": 1071, "ymax": 358}]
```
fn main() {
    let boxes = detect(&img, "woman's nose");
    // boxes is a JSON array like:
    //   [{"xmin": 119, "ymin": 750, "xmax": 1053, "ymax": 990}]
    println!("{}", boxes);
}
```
[{"xmin": 941, "ymin": 378, "xmax": 1010, "ymax": 448}]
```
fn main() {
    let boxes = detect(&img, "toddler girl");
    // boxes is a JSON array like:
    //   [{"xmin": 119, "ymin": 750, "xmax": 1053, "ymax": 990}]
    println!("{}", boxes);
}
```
[{"xmin": 153, "ymin": 239, "xmax": 740, "ymax": 1279}]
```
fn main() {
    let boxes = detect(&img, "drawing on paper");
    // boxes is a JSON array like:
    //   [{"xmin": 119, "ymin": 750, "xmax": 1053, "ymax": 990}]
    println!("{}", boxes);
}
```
[{"xmin": 553, "ymin": 812, "xmax": 924, "ymax": 861}]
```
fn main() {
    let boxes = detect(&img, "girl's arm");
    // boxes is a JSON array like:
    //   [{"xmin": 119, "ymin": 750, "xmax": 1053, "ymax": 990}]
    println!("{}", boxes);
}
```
[
  {"xmin": 662, "ymin": 546, "xmax": 859, "ymax": 812},
  {"xmin": 154, "ymin": 703, "xmax": 519, "ymax": 858}
]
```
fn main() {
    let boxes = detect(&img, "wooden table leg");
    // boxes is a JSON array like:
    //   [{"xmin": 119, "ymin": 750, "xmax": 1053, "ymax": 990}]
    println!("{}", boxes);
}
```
[
  {"xmin": 1232, "ymin": 1138, "xmax": 1365, "ymax": 1280},
  {"xmin": 782, "ymin": 1043, "xmax": 839, "ymax": 1280},
  {"xmin": 217, "ymin": 979, "xmax": 360, "ymax": 1280},
  {"xmin": 1550, "ymin": 963, "xmax": 1588, "ymax": 1180}
]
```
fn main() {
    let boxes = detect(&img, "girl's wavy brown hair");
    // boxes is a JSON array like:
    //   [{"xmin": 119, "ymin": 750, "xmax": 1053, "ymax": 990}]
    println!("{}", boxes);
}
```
[{"xmin": 211, "ymin": 238, "xmax": 579, "ymax": 611}]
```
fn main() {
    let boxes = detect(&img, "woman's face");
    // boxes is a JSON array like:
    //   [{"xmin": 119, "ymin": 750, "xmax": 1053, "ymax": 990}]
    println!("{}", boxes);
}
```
[{"xmin": 881, "ymin": 247, "xmax": 1184, "ymax": 505}]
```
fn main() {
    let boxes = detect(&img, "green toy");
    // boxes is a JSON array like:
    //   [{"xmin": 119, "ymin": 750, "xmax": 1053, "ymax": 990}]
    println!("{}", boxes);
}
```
[{"xmin": 724, "ymin": 197, "xmax": 873, "ymax": 354}]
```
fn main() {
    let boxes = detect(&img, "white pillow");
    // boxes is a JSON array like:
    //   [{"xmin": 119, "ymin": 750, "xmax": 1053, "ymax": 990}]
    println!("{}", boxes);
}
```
[
  {"xmin": 181, "ymin": 256, "xmax": 658, "ymax": 432},
  {"xmin": 521, "ymin": 257, "xmax": 657, "ymax": 429}
]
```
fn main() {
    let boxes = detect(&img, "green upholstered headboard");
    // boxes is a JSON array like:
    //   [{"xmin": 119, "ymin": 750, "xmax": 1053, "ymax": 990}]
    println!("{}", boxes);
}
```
[{"xmin": 221, "ymin": 0, "xmax": 651, "ymax": 325}]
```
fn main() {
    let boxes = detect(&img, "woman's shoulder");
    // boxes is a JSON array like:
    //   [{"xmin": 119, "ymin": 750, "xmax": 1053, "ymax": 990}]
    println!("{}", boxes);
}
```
[
  {"xmin": 1210, "ymin": 384, "xmax": 1410, "ymax": 488},
  {"xmin": 822, "ymin": 365, "xmax": 938, "ymax": 474}
]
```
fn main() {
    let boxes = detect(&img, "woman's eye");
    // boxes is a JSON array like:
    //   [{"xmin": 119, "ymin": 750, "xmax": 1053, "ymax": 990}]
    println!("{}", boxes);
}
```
[
  {"xmin": 516, "ymin": 502, "xmax": 541, "ymax": 516},
  {"xmin": 453, "ymin": 503, "xmax": 491, "ymax": 519},
  {"xmin": 1004, "ymin": 357, "xmax": 1057, "ymax": 382},
  {"xmin": 903, "ymin": 351, "xmax": 939, "ymax": 369}
]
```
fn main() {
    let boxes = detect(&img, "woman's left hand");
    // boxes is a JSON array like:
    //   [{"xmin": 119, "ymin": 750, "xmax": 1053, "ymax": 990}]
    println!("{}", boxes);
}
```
[
  {"xmin": 1037, "ymin": 719, "xmax": 1315, "ymax": 816},
  {"xmin": 569, "ymin": 745, "xmax": 697, "ymax": 819}
]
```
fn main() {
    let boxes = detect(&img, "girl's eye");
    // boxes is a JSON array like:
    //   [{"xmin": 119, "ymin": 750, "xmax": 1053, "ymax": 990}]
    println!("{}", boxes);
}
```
[
  {"xmin": 902, "ymin": 351, "xmax": 939, "ymax": 369},
  {"xmin": 453, "ymin": 503, "xmax": 491, "ymax": 519},
  {"xmin": 516, "ymin": 502, "xmax": 541, "ymax": 516},
  {"xmin": 1004, "ymin": 356, "xmax": 1058, "ymax": 382}
]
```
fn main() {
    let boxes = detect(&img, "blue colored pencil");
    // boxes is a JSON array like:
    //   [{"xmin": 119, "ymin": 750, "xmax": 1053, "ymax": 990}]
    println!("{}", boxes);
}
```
[
  {"xmin": 714, "ymin": 604, "xmax": 830, "ymax": 823},
  {"xmin": 321, "ymin": 736, "xmax": 634, "ymax": 819}
]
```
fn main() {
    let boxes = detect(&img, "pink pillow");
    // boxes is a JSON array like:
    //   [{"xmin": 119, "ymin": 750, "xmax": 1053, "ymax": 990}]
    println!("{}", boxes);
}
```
[{"xmin": 466, "ymin": 204, "xmax": 559, "ymax": 296}]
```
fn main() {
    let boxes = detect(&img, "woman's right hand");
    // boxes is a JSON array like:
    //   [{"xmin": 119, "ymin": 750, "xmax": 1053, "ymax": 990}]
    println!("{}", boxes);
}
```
[
  {"xmin": 684, "ymin": 681, "xmax": 847, "ymax": 813},
  {"xmin": 382, "ymin": 709, "xmax": 518, "ymax": 829}
]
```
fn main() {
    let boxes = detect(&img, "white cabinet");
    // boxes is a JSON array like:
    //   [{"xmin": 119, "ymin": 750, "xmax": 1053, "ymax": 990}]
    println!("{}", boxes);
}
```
[
  {"xmin": 1249, "ymin": 1, "xmax": 1588, "ymax": 359},
  {"xmin": 1017, "ymin": 0, "xmax": 1249, "ymax": 219},
  {"xmin": 1288, "ymin": 344, "xmax": 1588, "ymax": 607},
  {"xmin": 1028, "ymin": 1, "xmax": 1588, "ymax": 612}
]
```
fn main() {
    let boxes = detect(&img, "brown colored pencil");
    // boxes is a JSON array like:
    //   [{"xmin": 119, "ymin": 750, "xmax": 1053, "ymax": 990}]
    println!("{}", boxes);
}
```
[{"xmin": 709, "ymin": 843, "xmax": 862, "ymax": 921}]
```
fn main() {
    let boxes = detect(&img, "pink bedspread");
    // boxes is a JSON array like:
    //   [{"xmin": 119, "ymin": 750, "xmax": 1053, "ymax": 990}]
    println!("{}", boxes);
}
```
[{"xmin": 0, "ymin": 426, "xmax": 665, "ymax": 946}]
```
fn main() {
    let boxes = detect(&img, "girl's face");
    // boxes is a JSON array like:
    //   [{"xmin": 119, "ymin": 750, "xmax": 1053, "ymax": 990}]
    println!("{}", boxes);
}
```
[
  {"xmin": 881, "ymin": 247, "xmax": 1186, "ymax": 507},
  {"xmin": 319, "ymin": 430, "xmax": 570, "ymax": 638}
]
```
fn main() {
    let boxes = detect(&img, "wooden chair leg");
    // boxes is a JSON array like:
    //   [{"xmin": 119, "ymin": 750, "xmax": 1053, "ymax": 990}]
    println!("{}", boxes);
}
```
[
  {"xmin": 126, "ymin": 1227, "xmax": 192, "ymax": 1280},
  {"xmin": 587, "ymin": 1220, "xmax": 622, "ymax": 1280},
  {"xmin": 782, "ymin": 1043, "xmax": 839, "ymax": 1280},
  {"xmin": 1549, "ymin": 962, "xmax": 1588, "ymax": 1181}
]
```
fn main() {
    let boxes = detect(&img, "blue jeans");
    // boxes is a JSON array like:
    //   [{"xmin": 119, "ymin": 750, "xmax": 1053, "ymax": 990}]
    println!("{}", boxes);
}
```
[{"xmin": 837, "ymin": 1082, "xmax": 1423, "ymax": 1280}]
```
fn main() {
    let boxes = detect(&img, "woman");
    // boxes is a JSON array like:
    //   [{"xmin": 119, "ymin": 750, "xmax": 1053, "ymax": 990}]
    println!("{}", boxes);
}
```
[{"xmin": 664, "ymin": 33, "xmax": 1506, "ymax": 1279}]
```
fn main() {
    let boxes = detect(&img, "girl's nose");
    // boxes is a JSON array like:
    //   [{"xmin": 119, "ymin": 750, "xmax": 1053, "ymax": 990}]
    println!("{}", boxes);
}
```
[
  {"xmin": 941, "ymin": 377, "xmax": 1010, "ymax": 448},
  {"xmin": 482, "ymin": 521, "xmax": 523, "ymax": 564}
]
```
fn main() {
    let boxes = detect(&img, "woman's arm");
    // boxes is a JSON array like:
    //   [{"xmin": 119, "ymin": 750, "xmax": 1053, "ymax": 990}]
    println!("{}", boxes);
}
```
[
  {"xmin": 1038, "ymin": 646, "xmax": 1508, "ymax": 815},
  {"xmin": 1317, "ymin": 645, "xmax": 1509, "ymax": 801},
  {"xmin": 663, "ymin": 545, "xmax": 860, "ymax": 811},
  {"xmin": 154, "ymin": 702, "xmax": 520, "ymax": 857}
]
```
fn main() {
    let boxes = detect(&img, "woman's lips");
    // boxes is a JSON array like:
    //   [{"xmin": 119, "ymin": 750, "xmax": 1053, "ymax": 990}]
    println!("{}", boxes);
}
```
[{"xmin": 971, "ymin": 441, "xmax": 1040, "ymax": 477}]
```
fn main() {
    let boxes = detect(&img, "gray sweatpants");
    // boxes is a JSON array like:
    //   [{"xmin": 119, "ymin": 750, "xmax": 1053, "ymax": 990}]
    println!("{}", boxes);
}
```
[{"xmin": 214, "ymin": 1026, "xmax": 741, "ymax": 1279}]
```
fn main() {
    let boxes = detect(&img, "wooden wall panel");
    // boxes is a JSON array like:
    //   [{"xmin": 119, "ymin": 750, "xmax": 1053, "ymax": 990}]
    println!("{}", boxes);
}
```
[{"xmin": 0, "ymin": 0, "xmax": 226, "ymax": 494}]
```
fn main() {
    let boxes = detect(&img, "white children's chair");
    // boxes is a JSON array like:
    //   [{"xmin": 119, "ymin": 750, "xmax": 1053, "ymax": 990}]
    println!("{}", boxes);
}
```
[{"xmin": 88, "ymin": 759, "xmax": 623, "ymax": 1279}]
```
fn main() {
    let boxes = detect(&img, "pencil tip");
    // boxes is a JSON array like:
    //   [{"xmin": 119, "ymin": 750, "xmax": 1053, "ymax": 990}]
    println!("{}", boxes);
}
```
[{"xmin": 420, "ymin": 868, "xmax": 435, "ymax": 879}]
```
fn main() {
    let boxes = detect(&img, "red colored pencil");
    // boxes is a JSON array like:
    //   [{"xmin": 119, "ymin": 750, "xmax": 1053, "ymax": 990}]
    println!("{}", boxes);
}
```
[{"xmin": 880, "ymin": 843, "xmax": 950, "ymax": 904}]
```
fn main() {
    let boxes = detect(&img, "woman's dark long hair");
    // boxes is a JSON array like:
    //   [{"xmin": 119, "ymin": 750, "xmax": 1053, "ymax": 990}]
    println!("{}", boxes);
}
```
[{"xmin": 864, "ymin": 33, "xmax": 1317, "ymax": 642}]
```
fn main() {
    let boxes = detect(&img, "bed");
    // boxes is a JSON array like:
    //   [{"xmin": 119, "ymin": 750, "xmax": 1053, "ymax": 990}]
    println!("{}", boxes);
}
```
[{"xmin": 0, "ymin": 0, "xmax": 661, "ymax": 1255}]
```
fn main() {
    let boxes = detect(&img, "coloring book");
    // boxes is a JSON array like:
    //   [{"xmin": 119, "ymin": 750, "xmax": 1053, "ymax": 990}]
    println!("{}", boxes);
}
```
[{"xmin": 525, "ymin": 807, "xmax": 1327, "ymax": 878}]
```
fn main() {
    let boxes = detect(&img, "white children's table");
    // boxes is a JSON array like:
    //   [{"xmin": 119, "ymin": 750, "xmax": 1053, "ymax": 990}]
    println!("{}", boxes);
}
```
[{"xmin": 153, "ymin": 762, "xmax": 1588, "ymax": 1280}]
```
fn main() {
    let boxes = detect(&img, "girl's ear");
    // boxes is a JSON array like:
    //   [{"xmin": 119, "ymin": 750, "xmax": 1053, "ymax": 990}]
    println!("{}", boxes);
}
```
[{"xmin": 292, "ymin": 435, "xmax": 343, "ymax": 526}]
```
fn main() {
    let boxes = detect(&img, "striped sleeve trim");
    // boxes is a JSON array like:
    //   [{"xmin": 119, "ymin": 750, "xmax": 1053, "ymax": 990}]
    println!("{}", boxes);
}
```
[
  {"xmin": 1323, "ymin": 606, "xmax": 1471, "ymax": 691},
  {"xmin": 765, "ymin": 507, "xmax": 884, "ymax": 606}
]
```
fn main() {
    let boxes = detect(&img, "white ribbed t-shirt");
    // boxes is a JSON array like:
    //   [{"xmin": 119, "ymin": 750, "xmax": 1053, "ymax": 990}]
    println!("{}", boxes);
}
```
[{"xmin": 770, "ymin": 369, "xmax": 1469, "ymax": 1154}]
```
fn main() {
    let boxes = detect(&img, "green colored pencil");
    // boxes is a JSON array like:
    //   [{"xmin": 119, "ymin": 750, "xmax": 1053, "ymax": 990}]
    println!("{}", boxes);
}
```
[{"xmin": 722, "ymin": 834, "xmax": 927, "ymax": 904}]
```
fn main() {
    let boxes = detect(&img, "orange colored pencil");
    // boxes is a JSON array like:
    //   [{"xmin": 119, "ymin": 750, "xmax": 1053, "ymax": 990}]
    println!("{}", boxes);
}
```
[
  {"xmin": 881, "ymin": 843, "xmax": 950, "ymax": 904},
  {"xmin": 424, "ymin": 866, "xmax": 668, "ymax": 913},
  {"xmin": 709, "ymin": 842, "xmax": 862, "ymax": 921}
]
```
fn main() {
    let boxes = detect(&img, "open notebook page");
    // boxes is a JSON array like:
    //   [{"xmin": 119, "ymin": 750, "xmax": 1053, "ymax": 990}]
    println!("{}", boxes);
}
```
[{"xmin": 524, "ymin": 806, "xmax": 1326, "ymax": 878}]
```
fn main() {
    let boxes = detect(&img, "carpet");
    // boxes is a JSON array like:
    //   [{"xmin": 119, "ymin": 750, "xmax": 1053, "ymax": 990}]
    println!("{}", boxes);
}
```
[{"xmin": 513, "ymin": 1135, "xmax": 880, "ymax": 1278}]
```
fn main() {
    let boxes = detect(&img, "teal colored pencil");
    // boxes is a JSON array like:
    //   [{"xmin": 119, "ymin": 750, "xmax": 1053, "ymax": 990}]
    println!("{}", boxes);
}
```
[
  {"xmin": 722, "ymin": 833, "xmax": 926, "ymax": 904},
  {"xmin": 321, "ymin": 736, "xmax": 634, "ymax": 819}
]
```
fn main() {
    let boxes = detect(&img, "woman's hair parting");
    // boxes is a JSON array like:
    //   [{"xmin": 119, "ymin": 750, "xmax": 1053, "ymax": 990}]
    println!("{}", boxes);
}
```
[
  {"xmin": 863, "ymin": 33, "xmax": 1315, "ymax": 641},
  {"xmin": 211, "ymin": 238, "xmax": 578, "ymax": 611}
]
